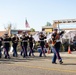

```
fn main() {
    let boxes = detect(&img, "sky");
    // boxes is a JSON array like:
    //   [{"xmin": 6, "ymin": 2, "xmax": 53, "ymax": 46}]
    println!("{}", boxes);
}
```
[{"xmin": 0, "ymin": 0, "xmax": 76, "ymax": 31}]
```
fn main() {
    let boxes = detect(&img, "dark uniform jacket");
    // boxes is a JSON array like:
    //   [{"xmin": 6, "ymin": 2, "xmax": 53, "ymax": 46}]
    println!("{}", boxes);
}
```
[
  {"xmin": 12, "ymin": 36, "xmax": 19, "ymax": 46},
  {"xmin": 0, "ymin": 37, "xmax": 3, "ymax": 47},
  {"xmin": 3, "ymin": 37, "xmax": 11, "ymax": 47},
  {"xmin": 39, "ymin": 34, "xmax": 46, "ymax": 47},
  {"xmin": 29, "ymin": 36, "xmax": 34, "ymax": 47},
  {"xmin": 20, "ymin": 35, "xmax": 29, "ymax": 47}
]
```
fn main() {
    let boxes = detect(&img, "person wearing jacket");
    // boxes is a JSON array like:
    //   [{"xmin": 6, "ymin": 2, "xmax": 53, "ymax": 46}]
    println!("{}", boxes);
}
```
[{"xmin": 51, "ymin": 29, "xmax": 64, "ymax": 64}]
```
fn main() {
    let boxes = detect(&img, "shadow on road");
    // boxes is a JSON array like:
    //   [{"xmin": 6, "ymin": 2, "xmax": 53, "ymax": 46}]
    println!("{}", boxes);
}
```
[
  {"xmin": 0, "ymin": 55, "xmax": 76, "ymax": 65},
  {"xmin": 0, "ymin": 55, "xmax": 52, "ymax": 64},
  {"xmin": 62, "ymin": 63, "xmax": 76, "ymax": 65}
]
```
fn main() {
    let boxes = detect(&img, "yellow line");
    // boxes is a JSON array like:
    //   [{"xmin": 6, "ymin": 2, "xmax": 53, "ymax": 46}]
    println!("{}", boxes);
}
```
[
  {"xmin": 8, "ymin": 64, "xmax": 76, "ymax": 73},
  {"xmin": 22, "ymin": 65, "xmax": 76, "ymax": 73}
]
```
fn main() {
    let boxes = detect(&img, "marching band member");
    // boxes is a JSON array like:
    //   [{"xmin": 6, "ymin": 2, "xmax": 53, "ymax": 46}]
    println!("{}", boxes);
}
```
[
  {"xmin": 51, "ymin": 28, "xmax": 64, "ymax": 64},
  {"xmin": 12, "ymin": 34, "xmax": 19, "ymax": 57},
  {"xmin": 39, "ymin": 32, "xmax": 46, "ymax": 57},
  {"xmin": 3, "ymin": 33, "xmax": 11, "ymax": 59},
  {"xmin": 29, "ymin": 34, "xmax": 35, "ymax": 56},
  {"xmin": 20, "ymin": 31, "xmax": 29, "ymax": 58}
]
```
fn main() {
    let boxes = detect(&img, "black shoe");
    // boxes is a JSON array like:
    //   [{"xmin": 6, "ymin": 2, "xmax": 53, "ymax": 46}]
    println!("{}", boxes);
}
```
[
  {"xmin": 29, "ymin": 54, "xmax": 31, "ymax": 56},
  {"xmin": 23, "ymin": 55, "xmax": 26, "ymax": 58},
  {"xmin": 39, "ymin": 56, "xmax": 42, "ymax": 57},
  {"xmin": 59, "ymin": 61, "xmax": 63, "ymax": 64},
  {"xmin": 8, "ymin": 56, "xmax": 11, "ymax": 59},
  {"xmin": 5, "ymin": 56, "xmax": 7, "ymax": 59},
  {"xmin": 26, "ymin": 55, "xmax": 28, "ymax": 57},
  {"xmin": 20, "ymin": 52, "xmax": 23, "ymax": 56},
  {"xmin": 20, "ymin": 53, "xmax": 22, "ymax": 56},
  {"xmin": 16, "ymin": 55, "xmax": 18, "ymax": 57},
  {"xmin": 13, "ymin": 54, "xmax": 15, "ymax": 57},
  {"xmin": 52, "ymin": 62, "xmax": 57, "ymax": 64},
  {"xmin": 0, "ymin": 55, "xmax": 2, "ymax": 58}
]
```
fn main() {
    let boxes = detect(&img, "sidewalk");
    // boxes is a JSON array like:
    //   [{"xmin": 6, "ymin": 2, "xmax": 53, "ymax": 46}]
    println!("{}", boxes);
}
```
[{"xmin": 45, "ymin": 51, "xmax": 76, "ymax": 58}]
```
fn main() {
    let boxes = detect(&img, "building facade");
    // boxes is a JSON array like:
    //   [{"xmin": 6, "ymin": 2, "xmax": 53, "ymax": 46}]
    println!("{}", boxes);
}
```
[{"xmin": 42, "ymin": 26, "xmax": 53, "ymax": 33}]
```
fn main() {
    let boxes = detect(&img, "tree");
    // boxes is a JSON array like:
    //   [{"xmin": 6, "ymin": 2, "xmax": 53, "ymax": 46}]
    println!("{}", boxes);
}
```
[
  {"xmin": 4, "ymin": 23, "xmax": 17, "ymax": 30},
  {"xmin": 4, "ymin": 23, "xmax": 12, "ymax": 30},
  {"xmin": 30, "ymin": 28, "xmax": 35, "ymax": 32},
  {"xmin": 4, "ymin": 23, "xmax": 12, "ymax": 36},
  {"xmin": 45, "ymin": 22, "xmax": 51, "ymax": 26}
]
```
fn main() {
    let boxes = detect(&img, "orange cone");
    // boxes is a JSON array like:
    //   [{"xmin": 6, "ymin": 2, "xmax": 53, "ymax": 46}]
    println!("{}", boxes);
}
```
[{"xmin": 68, "ymin": 46, "xmax": 71, "ymax": 54}]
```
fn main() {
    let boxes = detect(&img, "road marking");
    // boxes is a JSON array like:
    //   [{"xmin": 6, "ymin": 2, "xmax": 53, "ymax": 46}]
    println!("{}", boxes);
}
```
[{"xmin": 8, "ymin": 64, "xmax": 76, "ymax": 73}]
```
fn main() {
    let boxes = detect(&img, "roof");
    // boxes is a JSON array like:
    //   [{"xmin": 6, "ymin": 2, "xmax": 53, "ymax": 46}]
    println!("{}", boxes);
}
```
[
  {"xmin": 11, "ymin": 29, "xmax": 31, "ymax": 32},
  {"xmin": 62, "ymin": 28, "xmax": 76, "ymax": 30},
  {"xmin": 53, "ymin": 19, "xmax": 76, "ymax": 23},
  {"xmin": 0, "ymin": 31, "xmax": 7, "ymax": 37},
  {"xmin": 42, "ymin": 26, "xmax": 53, "ymax": 29}
]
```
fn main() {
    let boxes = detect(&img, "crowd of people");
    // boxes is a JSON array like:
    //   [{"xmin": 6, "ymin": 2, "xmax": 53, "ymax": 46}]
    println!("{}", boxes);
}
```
[{"xmin": 0, "ymin": 29, "xmax": 65, "ymax": 64}]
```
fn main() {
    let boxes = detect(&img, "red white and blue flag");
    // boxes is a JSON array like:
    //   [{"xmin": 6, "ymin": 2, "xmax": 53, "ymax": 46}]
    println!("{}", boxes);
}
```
[{"xmin": 25, "ymin": 19, "xmax": 30, "ymax": 28}]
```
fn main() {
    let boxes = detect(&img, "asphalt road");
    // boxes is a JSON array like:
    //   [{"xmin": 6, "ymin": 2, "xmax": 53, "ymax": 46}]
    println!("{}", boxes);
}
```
[{"xmin": 0, "ymin": 52, "xmax": 76, "ymax": 75}]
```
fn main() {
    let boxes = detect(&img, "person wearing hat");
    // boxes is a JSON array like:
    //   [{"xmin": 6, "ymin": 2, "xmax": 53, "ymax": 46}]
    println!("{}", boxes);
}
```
[
  {"xmin": 28, "ymin": 34, "xmax": 35, "ymax": 57},
  {"xmin": 20, "ymin": 31, "xmax": 29, "ymax": 58},
  {"xmin": 39, "ymin": 32, "xmax": 46, "ymax": 57},
  {"xmin": 51, "ymin": 28, "xmax": 64, "ymax": 64},
  {"xmin": 12, "ymin": 34, "xmax": 19, "ymax": 57},
  {"xmin": 20, "ymin": 31, "xmax": 28, "ymax": 56},
  {"xmin": 3, "ymin": 33, "xmax": 11, "ymax": 59}
]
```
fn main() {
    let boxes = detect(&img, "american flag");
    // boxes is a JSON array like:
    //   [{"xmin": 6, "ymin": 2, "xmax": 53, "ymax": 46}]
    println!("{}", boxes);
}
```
[{"xmin": 25, "ymin": 19, "xmax": 30, "ymax": 28}]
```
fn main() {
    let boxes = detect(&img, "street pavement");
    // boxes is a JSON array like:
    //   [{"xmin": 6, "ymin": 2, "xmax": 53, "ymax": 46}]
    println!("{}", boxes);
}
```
[
  {"xmin": 49, "ymin": 51, "xmax": 76, "ymax": 58},
  {"xmin": 0, "ymin": 51, "xmax": 76, "ymax": 75}
]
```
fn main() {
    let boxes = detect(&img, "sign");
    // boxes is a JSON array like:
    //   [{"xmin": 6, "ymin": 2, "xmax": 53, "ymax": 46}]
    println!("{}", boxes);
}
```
[{"xmin": 11, "ymin": 30, "xmax": 18, "ymax": 34}]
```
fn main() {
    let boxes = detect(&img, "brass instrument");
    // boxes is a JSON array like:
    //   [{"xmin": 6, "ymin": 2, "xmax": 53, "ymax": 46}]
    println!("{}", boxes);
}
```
[{"xmin": 52, "ymin": 31, "xmax": 64, "ymax": 46}]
